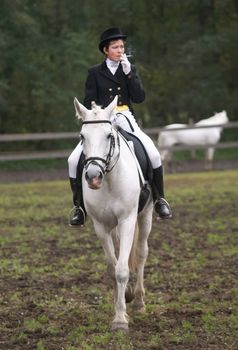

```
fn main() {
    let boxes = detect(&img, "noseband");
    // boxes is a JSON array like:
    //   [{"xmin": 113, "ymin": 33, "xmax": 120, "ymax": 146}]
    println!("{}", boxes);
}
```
[{"xmin": 81, "ymin": 120, "xmax": 120, "ymax": 174}]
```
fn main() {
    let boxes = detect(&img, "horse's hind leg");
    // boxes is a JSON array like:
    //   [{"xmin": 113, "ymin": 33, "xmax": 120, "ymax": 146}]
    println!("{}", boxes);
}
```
[
  {"xmin": 133, "ymin": 210, "xmax": 153, "ymax": 313},
  {"xmin": 92, "ymin": 223, "xmax": 118, "ymax": 296},
  {"xmin": 112, "ymin": 216, "xmax": 137, "ymax": 331}
]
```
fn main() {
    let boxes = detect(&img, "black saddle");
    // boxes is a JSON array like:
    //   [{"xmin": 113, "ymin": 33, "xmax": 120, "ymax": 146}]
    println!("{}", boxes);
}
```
[
  {"xmin": 118, "ymin": 128, "xmax": 154, "ymax": 213},
  {"xmin": 118, "ymin": 128, "xmax": 153, "ymax": 184}
]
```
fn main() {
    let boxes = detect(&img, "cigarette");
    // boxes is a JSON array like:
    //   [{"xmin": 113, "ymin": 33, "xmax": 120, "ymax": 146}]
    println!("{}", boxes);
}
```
[{"xmin": 126, "ymin": 54, "xmax": 133, "ymax": 58}]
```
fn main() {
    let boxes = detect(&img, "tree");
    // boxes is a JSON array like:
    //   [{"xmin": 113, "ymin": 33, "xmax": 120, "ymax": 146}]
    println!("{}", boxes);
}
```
[{"xmin": 0, "ymin": 0, "xmax": 237, "ymax": 134}]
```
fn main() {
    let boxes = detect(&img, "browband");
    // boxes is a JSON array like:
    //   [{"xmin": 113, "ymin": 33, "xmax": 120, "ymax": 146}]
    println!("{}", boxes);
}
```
[{"xmin": 82, "ymin": 120, "xmax": 112, "ymax": 125}]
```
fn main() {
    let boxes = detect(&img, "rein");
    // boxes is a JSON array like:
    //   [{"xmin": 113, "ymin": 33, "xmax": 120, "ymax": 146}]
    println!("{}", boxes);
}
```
[{"xmin": 81, "ymin": 120, "xmax": 120, "ymax": 174}]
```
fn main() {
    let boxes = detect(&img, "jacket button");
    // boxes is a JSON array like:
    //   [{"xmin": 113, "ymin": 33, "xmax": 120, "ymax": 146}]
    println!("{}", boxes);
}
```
[
  {"xmin": 109, "ymin": 88, "xmax": 112, "ymax": 91},
  {"xmin": 118, "ymin": 101, "xmax": 122, "ymax": 105},
  {"xmin": 109, "ymin": 95, "xmax": 113, "ymax": 99},
  {"xmin": 117, "ymin": 87, "xmax": 121, "ymax": 90}
]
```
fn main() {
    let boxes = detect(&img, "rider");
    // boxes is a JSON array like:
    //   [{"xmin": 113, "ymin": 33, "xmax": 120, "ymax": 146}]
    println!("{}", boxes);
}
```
[{"xmin": 68, "ymin": 27, "xmax": 172, "ymax": 226}]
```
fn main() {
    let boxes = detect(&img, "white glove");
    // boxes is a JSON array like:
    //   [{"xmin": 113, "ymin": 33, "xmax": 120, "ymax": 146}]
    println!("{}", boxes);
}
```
[{"xmin": 120, "ymin": 54, "xmax": 131, "ymax": 75}]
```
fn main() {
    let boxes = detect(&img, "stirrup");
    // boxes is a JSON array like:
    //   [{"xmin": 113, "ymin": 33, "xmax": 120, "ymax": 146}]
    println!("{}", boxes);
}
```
[
  {"xmin": 154, "ymin": 198, "xmax": 172, "ymax": 219},
  {"xmin": 68, "ymin": 206, "xmax": 86, "ymax": 227}
]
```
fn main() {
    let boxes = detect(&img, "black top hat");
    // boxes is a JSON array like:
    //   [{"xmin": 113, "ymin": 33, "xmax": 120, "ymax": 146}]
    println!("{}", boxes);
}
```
[{"xmin": 99, "ymin": 27, "xmax": 127, "ymax": 53}]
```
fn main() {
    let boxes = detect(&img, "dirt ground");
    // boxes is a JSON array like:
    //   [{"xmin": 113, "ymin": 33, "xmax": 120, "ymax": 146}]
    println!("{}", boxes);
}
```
[
  {"xmin": 0, "ymin": 159, "xmax": 237, "ymax": 183},
  {"xmin": 0, "ymin": 169, "xmax": 237, "ymax": 349}
]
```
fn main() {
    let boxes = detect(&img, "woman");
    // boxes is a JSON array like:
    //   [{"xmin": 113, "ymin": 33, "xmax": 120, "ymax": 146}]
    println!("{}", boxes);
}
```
[{"xmin": 68, "ymin": 27, "xmax": 172, "ymax": 226}]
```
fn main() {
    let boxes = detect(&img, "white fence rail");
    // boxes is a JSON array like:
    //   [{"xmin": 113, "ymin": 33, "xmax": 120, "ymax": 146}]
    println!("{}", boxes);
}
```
[{"xmin": 0, "ymin": 122, "xmax": 238, "ymax": 161}]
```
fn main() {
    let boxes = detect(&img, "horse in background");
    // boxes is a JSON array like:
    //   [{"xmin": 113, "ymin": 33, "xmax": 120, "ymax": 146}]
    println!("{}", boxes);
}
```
[
  {"xmin": 158, "ymin": 111, "xmax": 229, "ymax": 168},
  {"xmin": 73, "ymin": 96, "xmax": 153, "ymax": 331}
]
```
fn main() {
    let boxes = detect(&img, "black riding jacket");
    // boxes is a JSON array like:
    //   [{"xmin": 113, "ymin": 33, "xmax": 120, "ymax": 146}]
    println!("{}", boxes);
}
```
[{"xmin": 83, "ymin": 60, "xmax": 145, "ymax": 112}]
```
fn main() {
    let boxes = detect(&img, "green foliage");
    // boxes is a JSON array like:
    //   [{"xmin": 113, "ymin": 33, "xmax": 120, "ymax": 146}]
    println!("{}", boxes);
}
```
[{"xmin": 0, "ymin": 0, "xmax": 238, "ymax": 133}]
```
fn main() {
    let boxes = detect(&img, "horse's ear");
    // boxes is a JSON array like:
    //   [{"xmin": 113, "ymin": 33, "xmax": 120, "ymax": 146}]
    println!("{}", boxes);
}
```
[
  {"xmin": 74, "ymin": 97, "xmax": 88, "ymax": 121},
  {"xmin": 104, "ymin": 95, "xmax": 118, "ymax": 117}
]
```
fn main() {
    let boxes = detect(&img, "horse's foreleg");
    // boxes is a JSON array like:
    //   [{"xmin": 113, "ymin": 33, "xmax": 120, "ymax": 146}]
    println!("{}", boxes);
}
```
[
  {"xmin": 102, "ymin": 234, "xmax": 117, "ymax": 279},
  {"xmin": 112, "ymin": 216, "xmax": 137, "ymax": 331},
  {"xmin": 205, "ymin": 147, "xmax": 214, "ymax": 170},
  {"xmin": 93, "ymin": 224, "xmax": 118, "ymax": 299},
  {"xmin": 133, "ymin": 212, "xmax": 152, "ymax": 313},
  {"xmin": 191, "ymin": 149, "xmax": 196, "ymax": 160}
]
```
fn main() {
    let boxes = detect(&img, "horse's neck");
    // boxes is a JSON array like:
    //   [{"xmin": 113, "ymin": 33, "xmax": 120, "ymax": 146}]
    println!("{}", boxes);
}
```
[
  {"xmin": 109, "ymin": 130, "xmax": 121, "ymax": 167},
  {"xmin": 196, "ymin": 113, "xmax": 226, "ymax": 126},
  {"xmin": 117, "ymin": 134, "xmax": 139, "ymax": 170},
  {"xmin": 105, "ymin": 133, "xmax": 140, "ymax": 195}
]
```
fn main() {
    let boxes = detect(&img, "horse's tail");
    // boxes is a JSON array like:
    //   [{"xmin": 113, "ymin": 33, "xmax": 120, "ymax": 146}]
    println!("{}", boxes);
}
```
[{"xmin": 129, "ymin": 221, "xmax": 139, "ymax": 272}]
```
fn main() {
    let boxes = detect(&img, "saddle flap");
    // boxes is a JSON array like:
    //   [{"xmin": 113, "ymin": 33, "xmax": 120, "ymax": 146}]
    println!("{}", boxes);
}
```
[{"xmin": 118, "ymin": 128, "xmax": 153, "ymax": 184}]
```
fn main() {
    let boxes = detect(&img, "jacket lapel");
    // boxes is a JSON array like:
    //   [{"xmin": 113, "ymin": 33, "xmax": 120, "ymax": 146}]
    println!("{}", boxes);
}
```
[
  {"xmin": 100, "ymin": 61, "xmax": 120, "ymax": 83},
  {"xmin": 115, "ymin": 64, "xmax": 124, "ymax": 80}
]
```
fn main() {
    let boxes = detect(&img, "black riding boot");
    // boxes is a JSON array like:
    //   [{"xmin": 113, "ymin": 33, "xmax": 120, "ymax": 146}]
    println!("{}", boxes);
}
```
[
  {"xmin": 153, "ymin": 166, "xmax": 172, "ymax": 219},
  {"xmin": 69, "ymin": 177, "xmax": 86, "ymax": 226}
]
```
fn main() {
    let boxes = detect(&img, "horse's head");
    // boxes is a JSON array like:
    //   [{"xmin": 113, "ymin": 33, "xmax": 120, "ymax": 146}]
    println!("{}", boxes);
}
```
[
  {"xmin": 74, "ymin": 96, "xmax": 118, "ymax": 190},
  {"xmin": 216, "ymin": 110, "xmax": 229, "ymax": 124}
]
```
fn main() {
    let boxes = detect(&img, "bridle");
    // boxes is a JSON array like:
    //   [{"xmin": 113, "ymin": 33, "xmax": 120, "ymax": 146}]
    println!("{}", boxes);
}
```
[{"xmin": 81, "ymin": 120, "xmax": 120, "ymax": 174}]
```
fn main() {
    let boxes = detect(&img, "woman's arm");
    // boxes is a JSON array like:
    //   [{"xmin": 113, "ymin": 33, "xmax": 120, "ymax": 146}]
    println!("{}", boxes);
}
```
[
  {"xmin": 126, "ymin": 65, "xmax": 145, "ymax": 104},
  {"xmin": 83, "ymin": 68, "xmax": 99, "ymax": 109}
]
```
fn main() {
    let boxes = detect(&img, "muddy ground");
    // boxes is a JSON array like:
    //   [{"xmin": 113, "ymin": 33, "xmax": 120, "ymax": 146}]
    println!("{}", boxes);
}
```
[
  {"xmin": 0, "ymin": 159, "xmax": 237, "ymax": 183},
  {"xmin": 0, "ymin": 166, "xmax": 237, "ymax": 349}
]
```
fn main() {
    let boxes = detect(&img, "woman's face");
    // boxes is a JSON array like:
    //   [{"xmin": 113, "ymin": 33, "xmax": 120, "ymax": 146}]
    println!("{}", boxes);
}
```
[{"xmin": 104, "ymin": 39, "xmax": 125, "ymax": 61}]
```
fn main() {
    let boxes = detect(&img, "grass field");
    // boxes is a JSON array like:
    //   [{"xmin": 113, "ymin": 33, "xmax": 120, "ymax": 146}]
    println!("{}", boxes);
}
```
[{"xmin": 0, "ymin": 170, "xmax": 238, "ymax": 350}]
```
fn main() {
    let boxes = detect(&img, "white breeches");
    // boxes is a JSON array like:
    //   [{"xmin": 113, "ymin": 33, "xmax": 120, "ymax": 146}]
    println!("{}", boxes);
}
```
[
  {"xmin": 68, "ymin": 110, "xmax": 162, "ymax": 178},
  {"xmin": 68, "ymin": 142, "xmax": 83, "ymax": 178}
]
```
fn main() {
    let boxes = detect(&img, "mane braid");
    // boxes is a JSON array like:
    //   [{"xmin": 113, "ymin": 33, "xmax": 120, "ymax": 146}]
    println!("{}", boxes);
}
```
[{"xmin": 91, "ymin": 102, "xmax": 102, "ymax": 118}]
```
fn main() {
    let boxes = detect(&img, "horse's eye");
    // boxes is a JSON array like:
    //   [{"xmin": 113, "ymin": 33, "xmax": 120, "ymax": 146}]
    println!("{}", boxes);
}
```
[
  {"xmin": 80, "ymin": 133, "xmax": 84, "ymax": 142},
  {"xmin": 107, "ymin": 133, "xmax": 112, "ymax": 139}
]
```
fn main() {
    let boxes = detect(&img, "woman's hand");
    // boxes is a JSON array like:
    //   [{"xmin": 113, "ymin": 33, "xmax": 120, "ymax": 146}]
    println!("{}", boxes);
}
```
[{"xmin": 120, "ymin": 54, "xmax": 131, "ymax": 75}]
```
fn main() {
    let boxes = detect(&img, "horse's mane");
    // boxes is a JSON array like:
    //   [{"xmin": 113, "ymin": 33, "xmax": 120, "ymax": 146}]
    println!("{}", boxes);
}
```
[{"xmin": 196, "ymin": 111, "xmax": 228, "ymax": 126}]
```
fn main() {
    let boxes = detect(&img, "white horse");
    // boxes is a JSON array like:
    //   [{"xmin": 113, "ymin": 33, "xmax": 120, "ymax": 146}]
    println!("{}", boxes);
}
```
[
  {"xmin": 158, "ymin": 110, "xmax": 229, "ymax": 164},
  {"xmin": 73, "ymin": 96, "xmax": 153, "ymax": 331}
]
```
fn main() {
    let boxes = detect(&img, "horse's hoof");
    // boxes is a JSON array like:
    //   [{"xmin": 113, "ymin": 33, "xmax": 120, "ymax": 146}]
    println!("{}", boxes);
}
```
[
  {"xmin": 132, "ymin": 302, "xmax": 146, "ymax": 314},
  {"xmin": 111, "ymin": 322, "xmax": 129, "ymax": 332},
  {"xmin": 125, "ymin": 285, "xmax": 134, "ymax": 303},
  {"xmin": 135, "ymin": 306, "xmax": 146, "ymax": 314}
]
